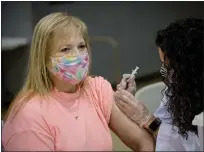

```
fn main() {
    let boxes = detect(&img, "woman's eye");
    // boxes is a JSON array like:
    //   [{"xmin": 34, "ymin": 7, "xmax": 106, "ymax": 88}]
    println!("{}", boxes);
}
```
[
  {"xmin": 79, "ymin": 45, "xmax": 86, "ymax": 49},
  {"xmin": 61, "ymin": 48, "xmax": 70, "ymax": 52}
]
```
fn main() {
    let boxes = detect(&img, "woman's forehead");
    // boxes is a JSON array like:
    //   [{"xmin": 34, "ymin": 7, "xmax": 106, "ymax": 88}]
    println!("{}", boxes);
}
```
[{"xmin": 52, "ymin": 26, "xmax": 85, "ymax": 46}]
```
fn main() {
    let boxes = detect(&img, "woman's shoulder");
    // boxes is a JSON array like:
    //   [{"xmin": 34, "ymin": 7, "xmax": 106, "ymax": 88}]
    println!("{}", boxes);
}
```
[
  {"xmin": 86, "ymin": 76, "xmax": 111, "ymax": 89},
  {"xmin": 84, "ymin": 76, "xmax": 113, "ymax": 98},
  {"xmin": 2, "ymin": 95, "xmax": 53, "ymax": 148},
  {"xmin": 6, "ymin": 94, "xmax": 50, "ymax": 124},
  {"xmin": 84, "ymin": 76, "xmax": 114, "ymax": 123}
]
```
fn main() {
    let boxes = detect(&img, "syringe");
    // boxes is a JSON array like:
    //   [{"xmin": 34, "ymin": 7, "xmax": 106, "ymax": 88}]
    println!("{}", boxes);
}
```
[
  {"xmin": 130, "ymin": 66, "xmax": 140, "ymax": 79},
  {"xmin": 125, "ymin": 66, "xmax": 139, "ymax": 90}
]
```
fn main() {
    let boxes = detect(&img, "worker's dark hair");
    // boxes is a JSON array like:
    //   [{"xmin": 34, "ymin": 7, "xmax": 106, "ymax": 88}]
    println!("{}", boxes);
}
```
[{"xmin": 156, "ymin": 18, "xmax": 204, "ymax": 139}]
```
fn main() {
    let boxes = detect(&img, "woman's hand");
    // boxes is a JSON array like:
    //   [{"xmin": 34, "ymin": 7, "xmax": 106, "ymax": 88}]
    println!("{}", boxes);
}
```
[
  {"xmin": 114, "ymin": 88, "xmax": 154, "ymax": 127},
  {"xmin": 117, "ymin": 74, "xmax": 136, "ymax": 95}
]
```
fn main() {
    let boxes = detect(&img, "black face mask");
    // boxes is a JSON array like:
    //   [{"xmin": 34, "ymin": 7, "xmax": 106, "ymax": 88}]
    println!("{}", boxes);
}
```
[
  {"xmin": 160, "ymin": 63, "xmax": 168, "ymax": 77},
  {"xmin": 160, "ymin": 63, "xmax": 174, "ymax": 83}
]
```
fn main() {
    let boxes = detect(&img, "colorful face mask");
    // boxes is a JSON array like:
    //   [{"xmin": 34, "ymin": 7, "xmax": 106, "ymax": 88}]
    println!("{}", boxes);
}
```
[{"xmin": 50, "ymin": 52, "xmax": 89, "ymax": 85}]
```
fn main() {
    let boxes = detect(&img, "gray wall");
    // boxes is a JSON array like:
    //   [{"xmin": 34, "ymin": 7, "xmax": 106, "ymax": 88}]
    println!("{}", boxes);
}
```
[
  {"xmin": 2, "ymin": 2, "xmax": 32, "ymax": 95},
  {"xmin": 2, "ymin": 2, "xmax": 50, "ymax": 95},
  {"xmin": 2, "ymin": 1, "xmax": 204, "ymax": 94},
  {"xmin": 48, "ymin": 1, "xmax": 204, "ymax": 82},
  {"xmin": 2, "ymin": 1, "xmax": 33, "ymax": 38}
]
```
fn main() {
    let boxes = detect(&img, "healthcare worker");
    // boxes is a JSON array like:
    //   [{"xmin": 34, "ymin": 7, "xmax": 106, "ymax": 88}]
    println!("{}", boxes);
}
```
[{"xmin": 115, "ymin": 18, "xmax": 203, "ymax": 151}]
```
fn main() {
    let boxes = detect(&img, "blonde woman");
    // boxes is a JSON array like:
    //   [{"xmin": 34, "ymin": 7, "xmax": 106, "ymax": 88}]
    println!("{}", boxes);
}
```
[{"xmin": 2, "ymin": 13, "xmax": 154, "ymax": 151}]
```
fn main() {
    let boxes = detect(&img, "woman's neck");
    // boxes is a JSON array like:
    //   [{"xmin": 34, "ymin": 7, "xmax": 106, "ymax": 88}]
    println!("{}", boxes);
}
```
[{"xmin": 53, "ymin": 77, "xmax": 77, "ymax": 93}]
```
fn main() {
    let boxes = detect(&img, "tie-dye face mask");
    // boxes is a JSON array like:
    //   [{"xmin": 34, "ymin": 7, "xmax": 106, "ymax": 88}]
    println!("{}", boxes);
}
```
[{"xmin": 50, "ymin": 52, "xmax": 89, "ymax": 85}]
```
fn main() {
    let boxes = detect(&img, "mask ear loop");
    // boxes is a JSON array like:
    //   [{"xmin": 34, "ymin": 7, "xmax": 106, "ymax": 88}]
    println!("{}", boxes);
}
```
[
  {"xmin": 163, "ymin": 55, "xmax": 174, "ymax": 83},
  {"xmin": 160, "ymin": 63, "xmax": 168, "ymax": 78}
]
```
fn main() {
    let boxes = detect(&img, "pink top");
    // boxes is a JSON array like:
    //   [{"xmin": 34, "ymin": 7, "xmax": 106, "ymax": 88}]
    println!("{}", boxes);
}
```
[{"xmin": 2, "ymin": 76, "xmax": 114, "ymax": 151}]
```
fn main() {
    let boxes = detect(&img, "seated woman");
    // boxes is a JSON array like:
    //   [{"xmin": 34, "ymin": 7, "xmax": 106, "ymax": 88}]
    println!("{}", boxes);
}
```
[
  {"xmin": 2, "ymin": 12, "xmax": 154, "ymax": 151},
  {"xmin": 115, "ymin": 18, "xmax": 203, "ymax": 151}
]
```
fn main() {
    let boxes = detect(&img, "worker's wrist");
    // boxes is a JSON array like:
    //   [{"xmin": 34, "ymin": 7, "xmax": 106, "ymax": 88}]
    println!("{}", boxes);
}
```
[
  {"xmin": 143, "ymin": 115, "xmax": 161, "ymax": 139},
  {"xmin": 143, "ymin": 115, "xmax": 156, "ymax": 130}
]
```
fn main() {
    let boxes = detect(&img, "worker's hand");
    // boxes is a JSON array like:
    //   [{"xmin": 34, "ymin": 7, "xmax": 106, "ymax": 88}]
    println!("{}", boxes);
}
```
[
  {"xmin": 114, "ymin": 88, "xmax": 153, "ymax": 127},
  {"xmin": 117, "ymin": 74, "xmax": 136, "ymax": 95}
]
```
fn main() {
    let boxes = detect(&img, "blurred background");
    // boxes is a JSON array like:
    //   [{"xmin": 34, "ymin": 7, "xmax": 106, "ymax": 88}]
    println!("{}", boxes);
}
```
[{"xmin": 1, "ymin": 1, "xmax": 204, "ymax": 151}]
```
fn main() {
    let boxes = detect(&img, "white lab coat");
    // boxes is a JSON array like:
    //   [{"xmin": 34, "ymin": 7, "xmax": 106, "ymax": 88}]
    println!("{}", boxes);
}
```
[
  {"xmin": 192, "ymin": 112, "xmax": 203, "ymax": 151},
  {"xmin": 154, "ymin": 94, "xmax": 201, "ymax": 151}
]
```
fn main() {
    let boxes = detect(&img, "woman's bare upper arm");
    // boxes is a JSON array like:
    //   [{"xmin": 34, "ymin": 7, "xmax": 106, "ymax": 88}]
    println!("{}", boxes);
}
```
[
  {"xmin": 109, "ymin": 101, "xmax": 142, "ymax": 139},
  {"xmin": 109, "ymin": 102, "xmax": 155, "ymax": 151}
]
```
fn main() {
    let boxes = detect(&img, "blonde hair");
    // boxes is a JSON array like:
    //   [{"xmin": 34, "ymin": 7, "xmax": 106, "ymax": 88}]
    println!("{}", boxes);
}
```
[{"xmin": 5, "ymin": 12, "xmax": 90, "ymax": 120}]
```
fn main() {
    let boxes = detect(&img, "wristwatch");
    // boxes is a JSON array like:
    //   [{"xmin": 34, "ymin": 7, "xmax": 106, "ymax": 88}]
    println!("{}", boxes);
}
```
[{"xmin": 148, "ymin": 117, "xmax": 162, "ymax": 132}]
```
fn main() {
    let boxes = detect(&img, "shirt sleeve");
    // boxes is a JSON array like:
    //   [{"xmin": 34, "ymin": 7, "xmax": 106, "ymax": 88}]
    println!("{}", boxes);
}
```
[
  {"xmin": 87, "ymin": 76, "xmax": 114, "ymax": 123},
  {"xmin": 156, "ymin": 122, "xmax": 200, "ymax": 151},
  {"xmin": 4, "ymin": 129, "xmax": 54, "ymax": 151},
  {"xmin": 156, "ymin": 123, "xmax": 177, "ymax": 151},
  {"xmin": 2, "ymin": 100, "xmax": 55, "ymax": 151}
]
